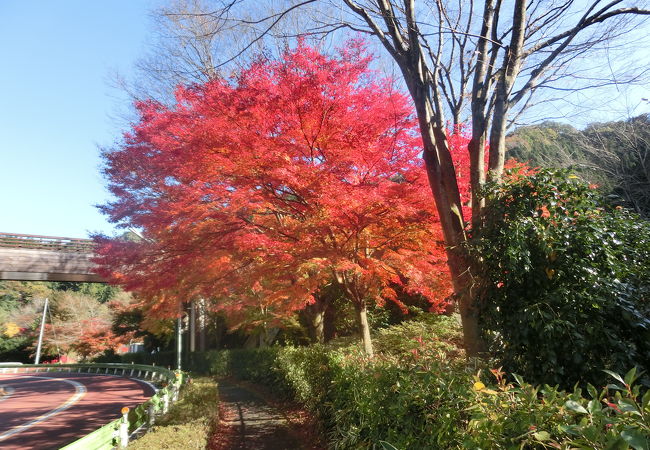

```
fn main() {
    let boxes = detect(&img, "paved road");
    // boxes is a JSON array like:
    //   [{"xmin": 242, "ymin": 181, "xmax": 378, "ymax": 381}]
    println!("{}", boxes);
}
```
[{"xmin": 0, "ymin": 372, "xmax": 155, "ymax": 449}]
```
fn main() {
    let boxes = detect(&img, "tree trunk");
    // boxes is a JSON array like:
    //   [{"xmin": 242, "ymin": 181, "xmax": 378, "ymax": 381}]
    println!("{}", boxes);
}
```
[
  {"xmin": 488, "ymin": 93, "xmax": 509, "ymax": 179},
  {"xmin": 261, "ymin": 327, "xmax": 280, "ymax": 347},
  {"xmin": 302, "ymin": 296, "xmax": 329, "ymax": 344},
  {"xmin": 447, "ymin": 248, "xmax": 486, "ymax": 356},
  {"xmin": 307, "ymin": 309, "xmax": 325, "ymax": 344},
  {"xmin": 468, "ymin": 0, "xmax": 495, "ymax": 229},
  {"xmin": 405, "ymin": 75, "xmax": 487, "ymax": 357},
  {"xmin": 189, "ymin": 299, "xmax": 196, "ymax": 353},
  {"xmin": 354, "ymin": 300, "xmax": 374, "ymax": 357},
  {"xmin": 347, "ymin": 0, "xmax": 491, "ymax": 357},
  {"xmin": 324, "ymin": 299, "xmax": 337, "ymax": 341},
  {"xmin": 468, "ymin": 128, "xmax": 487, "ymax": 228},
  {"xmin": 198, "ymin": 298, "xmax": 206, "ymax": 351},
  {"xmin": 489, "ymin": 0, "xmax": 528, "ymax": 180}
]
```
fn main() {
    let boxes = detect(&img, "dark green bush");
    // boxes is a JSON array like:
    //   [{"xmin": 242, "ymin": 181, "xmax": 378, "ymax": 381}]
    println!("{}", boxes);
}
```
[
  {"xmin": 325, "ymin": 355, "xmax": 471, "ymax": 449},
  {"xmin": 94, "ymin": 349, "xmax": 176, "ymax": 367},
  {"xmin": 186, "ymin": 349, "xmax": 230, "ymax": 376},
  {"xmin": 0, "ymin": 334, "xmax": 32, "ymax": 363},
  {"xmin": 472, "ymin": 168, "xmax": 650, "ymax": 388}
]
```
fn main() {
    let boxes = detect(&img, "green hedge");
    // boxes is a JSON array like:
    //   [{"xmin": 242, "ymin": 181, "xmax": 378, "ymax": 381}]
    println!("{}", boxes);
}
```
[
  {"xmin": 190, "ymin": 345, "xmax": 649, "ymax": 449},
  {"xmin": 97, "ymin": 315, "xmax": 650, "ymax": 448},
  {"xmin": 95, "ymin": 350, "xmax": 177, "ymax": 367},
  {"xmin": 192, "ymin": 345, "xmax": 469, "ymax": 448}
]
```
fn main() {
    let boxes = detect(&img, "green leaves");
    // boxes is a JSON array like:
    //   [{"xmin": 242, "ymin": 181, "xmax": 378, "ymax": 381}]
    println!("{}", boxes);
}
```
[
  {"xmin": 376, "ymin": 441, "xmax": 400, "ymax": 450},
  {"xmin": 565, "ymin": 400, "xmax": 588, "ymax": 414},
  {"xmin": 533, "ymin": 430, "xmax": 551, "ymax": 441},
  {"xmin": 604, "ymin": 370, "xmax": 626, "ymax": 385},
  {"xmin": 471, "ymin": 168, "xmax": 650, "ymax": 388},
  {"xmin": 624, "ymin": 368, "xmax": 641, "ymax": 386},
  {"xmin": 621, "ymin": 429, "xmax": 649, "ymax": 450},
  {"xmin": 464, "ymin": 368, "xmax": 650, "ymax": 449}
]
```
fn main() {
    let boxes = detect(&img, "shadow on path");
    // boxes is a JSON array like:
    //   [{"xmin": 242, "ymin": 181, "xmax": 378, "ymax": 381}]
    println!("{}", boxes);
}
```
[{"xmin": 212, "ymin": 379, "xmax": 323, "ymax": 450}]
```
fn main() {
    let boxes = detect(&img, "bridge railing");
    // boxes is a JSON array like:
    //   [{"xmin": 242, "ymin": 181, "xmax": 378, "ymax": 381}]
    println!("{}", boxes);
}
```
[
  {"xmin": 0, "ymin": 232, "xmax": 96, "ymax": 253},
  {"xmin": 0, "ymin": 363, "xmax": 185, "ymax": 449}
]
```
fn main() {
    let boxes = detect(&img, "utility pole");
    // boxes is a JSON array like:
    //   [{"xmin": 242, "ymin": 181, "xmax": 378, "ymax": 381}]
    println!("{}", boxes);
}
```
[{"xmin": 34, "ymin": 298, "xmax": 49, "ymax": 364}]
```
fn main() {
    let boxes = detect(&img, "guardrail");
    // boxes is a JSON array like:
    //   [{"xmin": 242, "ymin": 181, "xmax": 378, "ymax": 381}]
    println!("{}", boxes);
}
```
[
  {"xmin": 0, "ymin": 363, "xmax": 185, "ymax": 449},
  {"xmin": 0, "ymin": 232, "xmax": 96, "ymax": 253}
]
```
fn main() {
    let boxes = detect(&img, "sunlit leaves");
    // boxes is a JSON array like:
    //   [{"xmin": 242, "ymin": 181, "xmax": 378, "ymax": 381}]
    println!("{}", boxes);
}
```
[{"xmin": 95, "ymin": 41, "xmax": 457, "ymax": 328}]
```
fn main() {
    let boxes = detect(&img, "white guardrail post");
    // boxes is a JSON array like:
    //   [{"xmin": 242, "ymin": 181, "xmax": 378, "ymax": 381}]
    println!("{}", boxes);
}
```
[
  {"xmin": 119, "ymin": 406, "xmax": 130, "ymax": 448},
  {"xmin": 148, "ymin": 403, "xmax": 156, "ymax": 426},
  {"xmin": 173, "ymin": 372, "xmax": 181, "ymax": 401},
  {"xmin": 163, "ymin": 390, "xmax": 170, "ymax": 414}
]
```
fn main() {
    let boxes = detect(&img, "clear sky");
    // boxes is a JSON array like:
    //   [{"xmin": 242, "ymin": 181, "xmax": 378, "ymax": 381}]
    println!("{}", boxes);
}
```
[
  {"xmin": 0, "ymin": 1, "xmax": 154, "ymax": 239},
  {"xmin": 0, "ymin": 2, "xmax": 648, "ymax": 240}
]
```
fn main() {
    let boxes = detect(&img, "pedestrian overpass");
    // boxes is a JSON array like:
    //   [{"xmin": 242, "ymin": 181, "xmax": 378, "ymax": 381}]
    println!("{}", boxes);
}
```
[
  {"xmin": 0, "ymin": 232, "xmax": 205, "ymax": 361},
  {"xmin": 0, "ymin": 232, "xmax": 104, "ymax": 282}
]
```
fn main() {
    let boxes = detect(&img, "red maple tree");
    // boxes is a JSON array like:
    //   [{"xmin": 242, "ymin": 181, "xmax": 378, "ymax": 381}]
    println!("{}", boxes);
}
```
[
  {"xmin": 72, "ymin": 319, "xmax": 120, "ymax": 359},
  {"xmin": 95, "ymin": 41, "xmax": 457, "ymax": 355}
]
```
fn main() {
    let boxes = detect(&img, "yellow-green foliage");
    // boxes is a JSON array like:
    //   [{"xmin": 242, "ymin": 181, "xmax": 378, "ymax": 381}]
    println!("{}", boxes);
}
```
[
  {"xmin": 129, "ymin": 377, "xmax": 218, "ymax": 450},
  {"xmin": 372, "ymin": 313, "xmax": 464, "ymax": 359}
]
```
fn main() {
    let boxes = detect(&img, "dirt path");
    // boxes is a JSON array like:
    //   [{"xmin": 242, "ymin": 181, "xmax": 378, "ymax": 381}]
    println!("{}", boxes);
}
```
[{"xmin": 210, "ymin": 379, "xmax": 324, "ymax": 450}]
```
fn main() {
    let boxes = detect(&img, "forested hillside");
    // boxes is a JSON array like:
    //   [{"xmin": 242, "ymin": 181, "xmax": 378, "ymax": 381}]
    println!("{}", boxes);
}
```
[
  {"xmin": 0, "ymin": 281, "xmax": 128, "ymax": 362},
  {"xmin": 506, "ymin": 114, "xmax": 650, "ymax": 217}
]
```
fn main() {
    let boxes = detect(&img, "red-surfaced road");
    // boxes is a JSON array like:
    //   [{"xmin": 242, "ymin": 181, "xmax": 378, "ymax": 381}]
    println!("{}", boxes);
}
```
[{"xmin": 0, "ymin": 372, "xmax": 155, "ymax": 449}]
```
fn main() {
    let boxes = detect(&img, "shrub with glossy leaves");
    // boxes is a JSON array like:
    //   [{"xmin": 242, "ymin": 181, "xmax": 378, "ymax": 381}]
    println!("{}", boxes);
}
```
[
  {"xmin": 466, "ymin": 368, "xmax": 650, "ymax": 449},
  {"xmin": 472, "ymin": 168, "xmax": 650, "ymax": 387}
]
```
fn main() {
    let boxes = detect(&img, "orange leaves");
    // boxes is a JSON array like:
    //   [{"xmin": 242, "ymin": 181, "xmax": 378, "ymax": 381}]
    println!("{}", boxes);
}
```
[{"xmin": 96, "ymin": 40, "xmax": 456, "ymax": 323}]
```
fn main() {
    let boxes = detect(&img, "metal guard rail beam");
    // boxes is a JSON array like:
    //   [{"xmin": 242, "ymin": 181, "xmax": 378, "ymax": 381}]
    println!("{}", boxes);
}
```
[{"xmin": 0, "ymin": 363, "xmax": 185, "ymax": 449}]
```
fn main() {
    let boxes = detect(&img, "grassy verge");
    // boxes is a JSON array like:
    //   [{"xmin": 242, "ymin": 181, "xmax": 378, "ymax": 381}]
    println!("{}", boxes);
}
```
[{"xmin": 129, "ymin": 376, "xmax": 219, "ymax": 450}]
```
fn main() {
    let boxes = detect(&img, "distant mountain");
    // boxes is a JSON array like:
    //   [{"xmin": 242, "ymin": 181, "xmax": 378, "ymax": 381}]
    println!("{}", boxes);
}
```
[{"xmin": 506, "ymin": 115, "xmax": 650, "ymax": 217}]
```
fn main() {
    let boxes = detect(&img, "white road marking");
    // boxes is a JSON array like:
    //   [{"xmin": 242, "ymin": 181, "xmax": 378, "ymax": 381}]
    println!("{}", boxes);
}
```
[{"xmin": 0, "ymin": 376, "xmax": 87, "ymax": 441}]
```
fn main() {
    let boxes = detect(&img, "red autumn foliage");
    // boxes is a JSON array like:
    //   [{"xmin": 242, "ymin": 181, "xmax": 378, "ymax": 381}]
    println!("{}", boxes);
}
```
[
  {"xmin": 94, "ymin": 41, "xmax": 462, "ymax": 330},
  {"xmin": 73, "ymin": 319, "xmax": 121, "ymax": 359}
]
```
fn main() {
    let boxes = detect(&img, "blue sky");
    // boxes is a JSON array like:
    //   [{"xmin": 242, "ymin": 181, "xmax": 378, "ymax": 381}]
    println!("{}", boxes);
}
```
[
  {"xmin": 0, "ymin": 2, "xmax": 648, "ymax": 239},
  {"xmin": 0, "ymin": 1, "xmax": 154, "ymax": 238}
]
